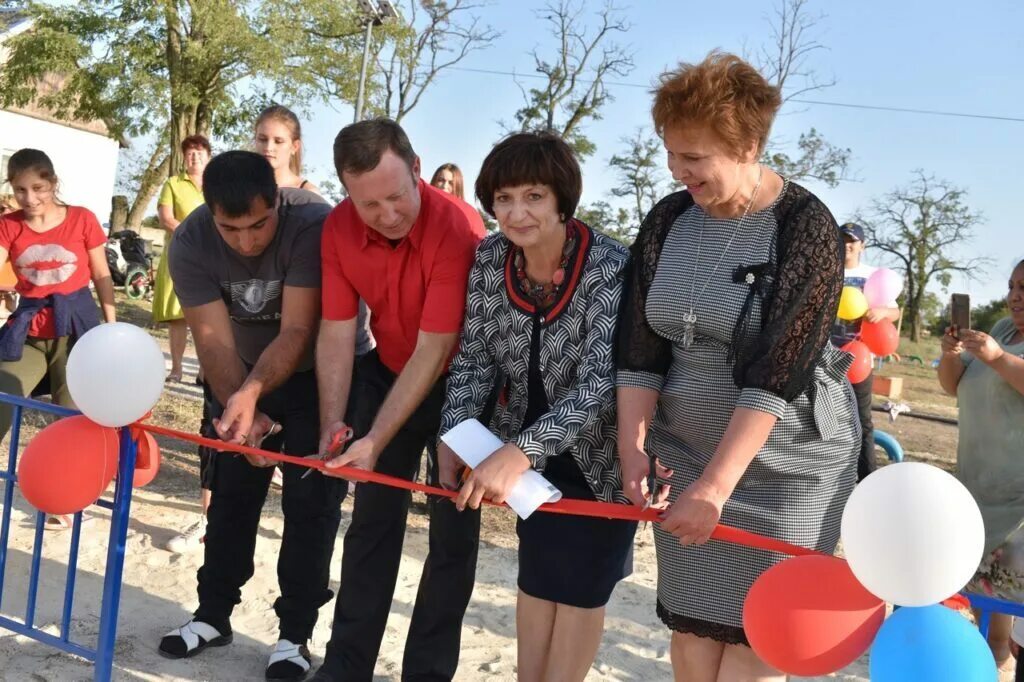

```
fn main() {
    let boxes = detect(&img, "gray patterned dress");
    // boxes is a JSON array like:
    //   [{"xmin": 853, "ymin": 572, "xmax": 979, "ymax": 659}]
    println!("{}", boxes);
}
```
[{"xmin": 617, "ymin": 180, "xmax": 860, "ymax": 643}]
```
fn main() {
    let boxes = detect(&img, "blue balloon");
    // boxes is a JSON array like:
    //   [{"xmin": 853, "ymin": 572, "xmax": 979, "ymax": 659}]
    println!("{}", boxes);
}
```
[{"xmin": 870, "ymin": 605, "xmax": 996, "ymax": 681}]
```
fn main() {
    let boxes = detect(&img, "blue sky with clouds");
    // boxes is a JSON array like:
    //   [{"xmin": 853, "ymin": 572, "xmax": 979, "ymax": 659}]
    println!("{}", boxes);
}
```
[{"xmin": 298, "ymin": 0, "xmax": 1018, "ymax": 308}]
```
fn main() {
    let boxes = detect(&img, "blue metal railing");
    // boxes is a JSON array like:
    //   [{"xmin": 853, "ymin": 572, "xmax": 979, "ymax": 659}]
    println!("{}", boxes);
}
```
[{"xmin": 0, "ymin": 393, "xmax": 136, "ymax": 681}]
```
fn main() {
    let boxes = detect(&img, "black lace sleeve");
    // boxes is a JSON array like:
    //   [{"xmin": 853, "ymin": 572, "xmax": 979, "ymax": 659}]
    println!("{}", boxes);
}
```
[
  {"xmin": 732, "ymin": 183, "xmax": 843, "ymax": 403},
  {"xmin": 615, "ymin": 191, "xmax": 694, "ymax": 390}
]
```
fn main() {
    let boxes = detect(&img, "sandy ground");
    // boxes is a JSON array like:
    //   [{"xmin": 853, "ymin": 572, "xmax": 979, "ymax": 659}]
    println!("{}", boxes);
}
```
[{"xmin": 0, "ymin": 331, "xmax": 995, "ymax": 681}]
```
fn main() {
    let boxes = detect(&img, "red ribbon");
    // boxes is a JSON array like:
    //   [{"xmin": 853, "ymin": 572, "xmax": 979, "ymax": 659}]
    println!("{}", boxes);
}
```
[{"xmin": 136, "ymin": 421, "xmax": 823, "ymax": 558}]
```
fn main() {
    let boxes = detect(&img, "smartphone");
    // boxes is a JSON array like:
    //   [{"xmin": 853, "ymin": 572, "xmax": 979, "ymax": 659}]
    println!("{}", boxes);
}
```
[{"xmin": 950, "ymin": 293, "xmax": 971, "ymax": 334}]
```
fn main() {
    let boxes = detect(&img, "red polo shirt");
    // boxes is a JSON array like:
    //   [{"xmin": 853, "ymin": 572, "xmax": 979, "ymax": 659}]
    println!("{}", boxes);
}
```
[{"xmin": 322, "ymin": 180, "xmax": 485, "ymax": 375}]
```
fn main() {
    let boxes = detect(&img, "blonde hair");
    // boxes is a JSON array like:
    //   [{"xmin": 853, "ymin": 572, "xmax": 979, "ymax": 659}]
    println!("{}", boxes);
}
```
[{"xmin": 255, "ymin": 105, "xmax": 304, "ymax": 175}]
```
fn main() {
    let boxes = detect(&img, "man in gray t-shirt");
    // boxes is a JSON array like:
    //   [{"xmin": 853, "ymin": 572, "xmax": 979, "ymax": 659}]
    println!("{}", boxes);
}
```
[{"xmin": 159, "ymin": 151, "xmax": 346, "ymax": 679}]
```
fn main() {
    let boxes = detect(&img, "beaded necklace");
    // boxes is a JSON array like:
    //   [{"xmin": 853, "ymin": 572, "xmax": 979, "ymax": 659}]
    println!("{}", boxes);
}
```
[{"xmin": 513, "ymin": 222, "xmax": 578, "ymax": 311}]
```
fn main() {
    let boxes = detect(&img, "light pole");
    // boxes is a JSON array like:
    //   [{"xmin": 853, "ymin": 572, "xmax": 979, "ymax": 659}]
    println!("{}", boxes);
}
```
[{"xmin": 353, "ymin": 0, "xmax": 398, "ymax": 123}]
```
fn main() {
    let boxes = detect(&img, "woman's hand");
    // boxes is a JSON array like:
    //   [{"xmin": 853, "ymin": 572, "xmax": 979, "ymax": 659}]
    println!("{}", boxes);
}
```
[
  {"xmin": 455, "ymin": 443, "xmax": 531, "ymax": 511},
  {"xmin": 960, "ymin": 329, "xmax": 1004, "ymax": 364},
  {"xmin": 619, "ymin": 445, "xmax": 672, "ymax": 508},
  {"xmin": 941, "ymin": 326, "xmax": 965, "ymax": 355},
  {"xmin": 437, "ymin": 441, "xmax": 465, "ymax": 491},
  {"xmin": 660, "ymin": 477, "xmax": 729, "ymax": 546}
]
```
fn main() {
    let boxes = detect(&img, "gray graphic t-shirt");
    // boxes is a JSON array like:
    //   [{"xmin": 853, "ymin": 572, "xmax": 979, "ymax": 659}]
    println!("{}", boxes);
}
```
[{"xmin": 170, "ymin": 188, "xmax": 331, "ymax": 370}]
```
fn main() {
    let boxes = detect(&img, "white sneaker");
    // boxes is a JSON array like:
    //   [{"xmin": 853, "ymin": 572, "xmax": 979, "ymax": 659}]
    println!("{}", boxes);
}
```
[{"xmin": 166, "ymin": 518, "xmax": 206, "ymax": 553}]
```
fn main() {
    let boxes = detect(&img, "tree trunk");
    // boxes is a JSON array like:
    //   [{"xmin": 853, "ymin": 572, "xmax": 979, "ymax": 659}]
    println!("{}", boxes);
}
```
[
  {"xmin": 109, "ymin": 195, "xmax": 129, "ymax": 232},
  {"xmin": 126, "ymin": 153, "xmax": 171, "ymax": 229}
]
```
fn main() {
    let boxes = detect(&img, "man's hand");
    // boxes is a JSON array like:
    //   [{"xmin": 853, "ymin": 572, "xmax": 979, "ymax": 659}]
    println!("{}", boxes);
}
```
[
  {"xmin": 239, "ymin": 412, "xmax": 280, "ymax": 467},
  {"xmin": 215, "ymin": 384, "xmax": 259, "ymax": 444},
  {"xmin": 325, "ymin": 433, "xmax": 382, "ymax": 476},
  {"xmin": 455, "ymin": 444, "xmax": 532, "ymax": 511}
]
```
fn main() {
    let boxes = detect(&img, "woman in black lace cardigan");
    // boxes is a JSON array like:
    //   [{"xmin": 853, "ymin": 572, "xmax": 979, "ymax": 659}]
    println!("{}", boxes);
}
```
[
  {"xmin": 616, "ymin": 52, "xmax": 860, "ymax": 680},
  {"xmin": 437, "ymin": 132, "xmax": 636, "ymax": 681}
]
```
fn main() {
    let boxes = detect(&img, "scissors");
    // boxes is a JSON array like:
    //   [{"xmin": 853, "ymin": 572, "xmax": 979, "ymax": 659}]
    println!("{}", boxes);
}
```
[
  {"xmin": 300, "ymin": 426, "xmax": 354, "ymax": 479},
  {"xmin": 642, "ymin": 454, "xmax": 658, "ymax": 511}
]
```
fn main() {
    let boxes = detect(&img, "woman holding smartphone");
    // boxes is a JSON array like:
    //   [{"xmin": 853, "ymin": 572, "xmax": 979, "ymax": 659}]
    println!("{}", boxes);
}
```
[{"xmin": 939, "ymin": 259, "xmax": 1024, "ymax": 676}]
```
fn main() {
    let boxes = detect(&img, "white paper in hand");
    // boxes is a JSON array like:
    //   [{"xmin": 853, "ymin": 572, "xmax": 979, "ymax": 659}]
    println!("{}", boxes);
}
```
[{"xmin": 440, "ymin": 419, "xmax": 561, "ymax": 520}]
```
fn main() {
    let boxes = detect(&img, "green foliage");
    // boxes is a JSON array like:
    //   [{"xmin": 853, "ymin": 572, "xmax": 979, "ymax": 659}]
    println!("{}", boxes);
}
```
[
  {"xmin": 576, "ymin": 200, "xmax": 633, "ymax": 245},
  {"xmin": 0, "ymin": 0, "xmax": 369, "ymax": 170},
  {"xmin": 762, "ymin": 128, "xmax": 851, "ymax": 188},
  {"xmin": 973, "ymin": 298, "xmax": 1010, "ymax": 335},
  {"xmin": 609, "ymin": 127, "xmax": 665, "ymax": 226},
  {"xmin": 862, "ymin": 170, "xmax": 990, "ymax": 342}
]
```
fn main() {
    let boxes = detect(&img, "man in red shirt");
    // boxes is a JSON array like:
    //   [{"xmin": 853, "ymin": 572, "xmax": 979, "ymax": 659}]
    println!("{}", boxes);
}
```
[{"xmin": 313, "ymin": 118, "xmax": 485, "ymax": 681}]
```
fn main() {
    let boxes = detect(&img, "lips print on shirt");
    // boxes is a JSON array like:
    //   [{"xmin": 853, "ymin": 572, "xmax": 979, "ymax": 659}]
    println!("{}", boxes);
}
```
[{"xmin": 14, "ymin": 244, "xmax": 79, "ymax": 286}]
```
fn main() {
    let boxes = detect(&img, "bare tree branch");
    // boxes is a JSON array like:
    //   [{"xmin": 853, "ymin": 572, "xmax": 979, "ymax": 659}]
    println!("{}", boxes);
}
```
[
  {"xmin": 507, "ymin": 0, "xmax": 634, "ymax": 158},
  {"xmin": 372, "ymin": 0, "xmax": 500, "ymax": 123}
]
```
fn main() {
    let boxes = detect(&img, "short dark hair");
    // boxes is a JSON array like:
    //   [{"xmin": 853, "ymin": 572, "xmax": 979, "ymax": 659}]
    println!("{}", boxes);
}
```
[
  {"xmin": 202, "ymin": 151, "xmax": 277, "ymax": 217},
  {"xmin": 475, "ymin": 131, "xmax": 582, "ymax": 219},
  {"xmin": 333, "ymin": 117, "xmax": 417, "ymax": 182},
  {"xmin": 181, "ymin": 134, "xmax": 212, "ymax": 155}
]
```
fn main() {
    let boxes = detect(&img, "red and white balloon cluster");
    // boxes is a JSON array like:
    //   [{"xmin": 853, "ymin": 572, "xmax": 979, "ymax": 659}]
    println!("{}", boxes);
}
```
[
  {"xmin": 17, "ymin": 323, "xmax": 165, "ymax": 515},
  {"xmin": 837, "ymin": 268, "xmax": 903, "ymax": 383},
  {"xmin": 742, "ymin": 462, "xmax": 994, "ymax": 680}
]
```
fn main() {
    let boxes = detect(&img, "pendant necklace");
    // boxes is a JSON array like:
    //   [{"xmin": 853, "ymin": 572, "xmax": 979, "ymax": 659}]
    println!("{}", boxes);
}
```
[{"xmin": 681, "ymin": 166, "xmax": 763, "ymax": 349}]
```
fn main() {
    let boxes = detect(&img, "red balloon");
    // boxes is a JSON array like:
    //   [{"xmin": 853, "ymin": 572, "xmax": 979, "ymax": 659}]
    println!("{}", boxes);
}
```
[
  {"xmin": 842, "ymin": 340, "xmax": 873, "ymax": 383},
  {"xmin": 18, "ymin": 416, "xmax": 119, "ymax": 515},
  {"xmin": 860, "ymin": 319, "xmax": 899, "ymax": 357},
  {"xmin": 129, "ymin": 427, "xmax": 161, "ymax": 488},
  {"xmin": 743, "ymin": 555, "xmax": 885, "ymax": 676}
]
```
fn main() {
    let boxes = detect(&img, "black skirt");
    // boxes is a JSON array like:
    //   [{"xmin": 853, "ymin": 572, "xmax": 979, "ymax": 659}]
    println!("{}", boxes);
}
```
[{"xmin": 516, "ymin": 454, "xmax": 637, "ymax": 609}]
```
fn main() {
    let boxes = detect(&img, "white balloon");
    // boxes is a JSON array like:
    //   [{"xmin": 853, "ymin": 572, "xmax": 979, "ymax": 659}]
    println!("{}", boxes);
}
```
[
  {"xmin": 66, "ymin": 322, "xmax": 166, "ymax": 427},
  {"xmin": 841, "ymin": 462, "xmax": 985, "ymax": 607}
]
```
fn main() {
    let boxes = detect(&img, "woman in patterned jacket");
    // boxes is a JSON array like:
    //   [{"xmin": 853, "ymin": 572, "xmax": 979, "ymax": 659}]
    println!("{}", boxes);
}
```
[{"xmin": 437, "ymin": 131, "xmax": 636, "ymax": 682}]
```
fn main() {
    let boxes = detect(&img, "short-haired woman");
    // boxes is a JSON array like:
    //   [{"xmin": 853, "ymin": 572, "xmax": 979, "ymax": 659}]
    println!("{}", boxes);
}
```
[
  {"xmin": 253, "ymin": 105, "xmax": 319, "ymax": 194},
  {"xmin": 430, "ymin": 162, "xmax": 464, "ymax": 200},
  {"xmin": 155, "ymin": 134, "xmax": 211, "ymax": 382},
  {"xmin": 616, "ymin": 52, "xmax": 859, "ymax": 680},
  {"xmin": 438, "ymin": 131, "xmax": 636, "ymax": 681}
]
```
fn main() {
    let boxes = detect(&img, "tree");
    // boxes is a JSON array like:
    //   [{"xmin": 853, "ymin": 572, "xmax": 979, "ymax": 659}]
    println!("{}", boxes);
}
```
[
  {"xmin": 370, "ymin": 0, "xmax": 499, "ymax": 123},
  {"xmin": 861, "ymin": 170, "xmax": 989, "ymax": 342},
  {"xmin": 509, "ymin": 0, "xmax": 633, "ymax": 158},
  {"xmin": 576, "ymin": 200, "xmax": 633, "ymax": 244},
  {"xmin": 972, "ymin": 298, "xmax": 1011, "ymax": 336},
  {"xmin": 609, "ymin": 127, "xmax": 665, "ymax": 226},
  {"xmin": 0, "ymin": 1, "xmax": 369, "ymax": 227},
  {"xmin": 755, "ymin": 0, "xmax": 851, "ymax": 187}
]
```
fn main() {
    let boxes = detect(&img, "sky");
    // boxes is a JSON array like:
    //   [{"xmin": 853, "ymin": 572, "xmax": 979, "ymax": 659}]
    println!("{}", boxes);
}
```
[{"xmin": 291, "ymin": 0, "xmax": 1016, "ymax": 308}]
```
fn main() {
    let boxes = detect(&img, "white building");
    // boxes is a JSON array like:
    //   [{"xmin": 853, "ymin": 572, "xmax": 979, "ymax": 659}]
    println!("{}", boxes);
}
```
[{"xmin": 0, "ymin": 11, "xmax": 121, "ymax": 226}]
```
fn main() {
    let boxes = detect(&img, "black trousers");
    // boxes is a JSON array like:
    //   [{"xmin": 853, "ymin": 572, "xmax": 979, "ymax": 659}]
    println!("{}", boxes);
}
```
[
  {"xmin": 194, "ymin": 369, "xmax": 348, "ymax": 643},
  {"xmin": 852, "ymin": 373, "xmax": 876, "ymax": 482},
  {"xmin": 319, "ymin": 351, "xmax": 481, "ymax": 681}
]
